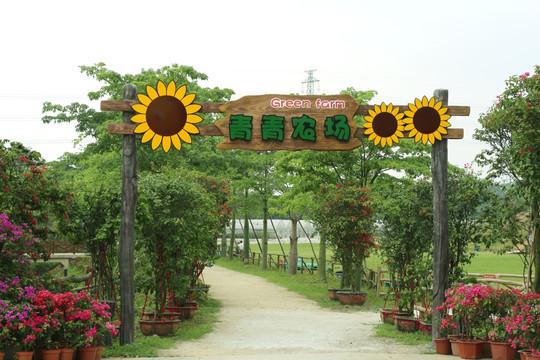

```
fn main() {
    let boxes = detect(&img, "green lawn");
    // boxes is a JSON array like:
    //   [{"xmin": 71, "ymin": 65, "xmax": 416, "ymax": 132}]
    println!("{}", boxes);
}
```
[{"xmin": 263, "ymin": 243, "xmax": 526, "ymax": 276}]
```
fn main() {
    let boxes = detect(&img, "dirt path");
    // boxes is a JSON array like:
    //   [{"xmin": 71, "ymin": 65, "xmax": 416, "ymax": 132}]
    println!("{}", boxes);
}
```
[{"xmin": 158, "ymin": 265, "xmax": 434, "ymax": 359}]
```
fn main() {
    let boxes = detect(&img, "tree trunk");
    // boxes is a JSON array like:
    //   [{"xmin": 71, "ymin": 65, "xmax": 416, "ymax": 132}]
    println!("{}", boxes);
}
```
[
  {"xmin": 532, "ymin": 201, "xmax": 540, "ymax": 293},
  {"xmin": 221, "ymin": 223, "xmax": 227, "ymax": 257},
  {"xmin": 288, "ymin": 214, "xmax": 299, "ymax": 275},
  {"xmin": 243, "ymin": 191, "xmax": 250, "ymax": 265},
  {"xmin": 318, "ymin": 233, "xmax": 327, "ymax": 281},
  {"xmin": 261, "ymin": 200, "xmax": 268, "ymax": 270},
  {"xmin": 228, "ymin": 211, "xmax": 236, "ymax": 260},
  {"xmin": 119, "ymin": 84, "xmax": 137, "ymax": 345},
  {"xmin": 431, "ymin": 89, "xmax": 450, "ymax": 341}
]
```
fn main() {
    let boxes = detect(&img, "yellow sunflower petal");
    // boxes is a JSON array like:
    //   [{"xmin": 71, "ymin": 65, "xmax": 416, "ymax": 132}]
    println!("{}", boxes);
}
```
[
  {"xmin": 162, "ymin": 136, "xmax": 171, "ymax": 152},
  {"xmin": 404, "ymin": 110, "xmax": 415, "ymax": 118},
  {"xmin": 181, "ymin": 93, "xmax": 196, "ymax": 106},
  {"xmin": 185, "ymin": 104, "xmax": 201, "ymax": 114},
  {"xmin": 408, "ymin": 103, "xmax": 418, "ymax": 112},
  {"xmin": 428, "ymin": 97, "xmax": 435, "ymax": 107},
  {"xmin": 434, "ymin": 101, "xmax": 442, "ymax": 111},
  {"xmin": 415, "ymin": 98, "xmax": 423, "ymax": 108},
  {"xmin": 167, "ymin": 81, "xmax": 176, "ymax": 96},
  {"xmin": 441, "ymin": 114, "xmax": 451, "ymax": 121},
  {"xmin": 134, "ymin": 123, "xmax": 150, "ymax": 134},
  {"xmin": 434, "ymin": 131, "xmax": 442, "ymax": 141},
  {"xmin": 365, "ymin": 128, "xmax": 374, "ymax": 135},
  {"xmin": 415, "ymin": 132, "xmax": 423, "ymax": 142},
  {"xmin": 141, "ymin": 129, "xmax": 155, "ymax": 143},
  {"xmin": 146, "ymin": 85, "xmax": 158, "ymax": 100},
  {"xmin": 137, "ymin": 94, "xmax": 152, "ymax": 106},
  {"xmin": 428, "ymin": 133, "xmax": 435, "ymax": 144},
  {"xmin": 368, "ymin": 132, "xmax": 377, "ymax": 140},
  {"xmin": 421, "ymin": 134, "xmax": 429, "ymax": 145},
  {"xmin": 387, "ymin": 103, "xmax": 394, "ymax": 113},
  {"xmin": 395, "ymin": 131, "xmax": 404, "ymax": 137},
  {"xmin": 409, "ymin": 128, "xmax": 418, "ymax": 137},
  {"xmin": 151, "ymin": 134, "xmax": 163, "ymax": 150},
  {"xmin": 179, "ymin": 129, "xmax": 192, "ymax": 143},
  {"xmin": 131, "ymin": 114, "xmax": 147, "ymax": 123},
  {"xmin": 175, "ymin": 85, "xmax": 187, "ymax": 100},
  {"xmin": 365, "ymin": 116, "xmax": 374, "ymax": 123},
  {"xmin": 391, "ymin": 135, "xmax": 399, "ymax": 143},
  {"xmin": 157, "ymin": 81, "xmax": 167, "ymax": 96},
  {"xmin": 187, "ymin": 114, "xmax": 203, "ymax": 124},
  {"xmin": 438, "ymin": 126, "xmax": 448, "ymax": 135},
  {"xmin": 441, "ymin": 121, "xmax": 451, "ymax": 127},
  {"xmin": 381, "ymin": 137, "xmax": 387, "ymax": 147},
  {"xmin": 374, "ymin": 136, "xmax": 381, "ymax": 145},
  {"xmin": 132, "ymin": 104, "xmax": 148, "ymax": 114},
  {"xmin": 171, "ymin": 134, "xmax": 182, "ymax": 150},
  {"xmin": 374, "ymin": 105, "xmax": 381, "ymax": 113},
  {"xmin": 396, "ymin": 112, "xmax": 404, "ymax": 120},
  {"xmin": 368, "ymin": 109, "xmax": 376, "ymax": 118},
  {"xmin": 381, "ymin": 103, "xmax": 387, "ymax": 112},
  {"xmin": 422, "ymin": 96, "xmax": 429, "ymax": 107},
  {"xmin": 387, "ymin": 137, "xmax": 393, "ymax": 147},
  {"xmin": 404, "ymin": 124, "xmax": 415, "ymax": 131},
  {"xmin": 183, "ymin": 123, "xmax": 199, "ymax": 134},
  {"xmin": 437, "ymin": 106, "xmax": 448, "ymax": 115},
  {"xmin": 363, "ymin": 122, "xmax": 373, "ymax": 129}
]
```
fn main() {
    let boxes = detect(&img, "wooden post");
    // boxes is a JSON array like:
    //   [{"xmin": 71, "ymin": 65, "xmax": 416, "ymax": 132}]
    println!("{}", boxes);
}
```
[
  {"xmin": 119, "ymin": 84, "xmax": 137, "ymax": 345},
  {"xmin": 431, "ymin": 89, "xmax": 449, "ymax": 341},
  {"xmin": 319, "ymin": 233, "xmax": 327, "ymax": 281}
]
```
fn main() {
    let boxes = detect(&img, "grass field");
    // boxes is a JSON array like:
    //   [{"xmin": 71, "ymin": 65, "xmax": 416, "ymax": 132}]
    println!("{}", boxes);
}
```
[{"xmin": 261, "ymin": 243, "xmax": 526, "ymax": 275}]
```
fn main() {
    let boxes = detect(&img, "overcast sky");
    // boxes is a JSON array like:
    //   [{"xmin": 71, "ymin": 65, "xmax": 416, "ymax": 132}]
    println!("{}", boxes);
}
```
[{"xmin": 1, "ymin": 0, "xmax": 539, "ymax": 169}]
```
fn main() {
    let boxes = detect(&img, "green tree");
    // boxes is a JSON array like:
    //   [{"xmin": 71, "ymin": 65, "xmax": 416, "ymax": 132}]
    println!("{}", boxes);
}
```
[
  {"xmin": 313, "ymin": 184, "xmax": 375, "ymax": 291},
  {"xmin": 474, "ymin": 66, "xmax": 540, "ymax": 292}
]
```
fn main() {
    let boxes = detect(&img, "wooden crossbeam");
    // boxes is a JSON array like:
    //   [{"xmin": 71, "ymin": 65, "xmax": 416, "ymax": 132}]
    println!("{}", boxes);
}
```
[
  {"xmin": 107, "ymin": 123, "xmax": 464, "ymax": 139},
  {"xmin": 101, "ymin": 100, "xmax": 470, "ymax": 117}
]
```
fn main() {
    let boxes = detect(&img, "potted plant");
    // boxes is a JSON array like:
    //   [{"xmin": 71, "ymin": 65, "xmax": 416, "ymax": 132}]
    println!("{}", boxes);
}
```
[
  {"xmin": 313, "ymin": 184, "xmax": 375, "ymax": 302},
  {"xmin": 136, "ymin": 170, "xmax": 222, "ymax": 335}
]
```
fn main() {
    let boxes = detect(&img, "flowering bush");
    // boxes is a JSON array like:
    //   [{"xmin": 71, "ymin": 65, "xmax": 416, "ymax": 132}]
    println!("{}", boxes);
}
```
[
  {"xmin": 486, "ymin": 288, "xmax": 523, "ymax": 342},
  {"xmin": 503, "ymin": 292, "xmax": 540, "ymax": 356},
  {"xmin": 438, "ymin": 283, "xmax": 495, "ymax": 340}
]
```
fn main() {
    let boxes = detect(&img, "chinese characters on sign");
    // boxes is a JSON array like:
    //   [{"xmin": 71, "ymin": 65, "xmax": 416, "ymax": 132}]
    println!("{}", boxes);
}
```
[{"xmin": 215, "ymin": 95, "xmax": 361, "ymax": 151}]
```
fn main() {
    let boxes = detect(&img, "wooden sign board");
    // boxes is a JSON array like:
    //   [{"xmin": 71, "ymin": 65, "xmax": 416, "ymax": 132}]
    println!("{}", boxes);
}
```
[{"xmin": 215, "ymin": 94, "xmax": 361, "ymax": 151}]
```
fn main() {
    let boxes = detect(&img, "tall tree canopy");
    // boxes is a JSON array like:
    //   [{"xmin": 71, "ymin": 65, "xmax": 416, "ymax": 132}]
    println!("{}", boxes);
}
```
[{"xmin": 474, "ymin": 65, "xmax": 540, "ymax": 291}]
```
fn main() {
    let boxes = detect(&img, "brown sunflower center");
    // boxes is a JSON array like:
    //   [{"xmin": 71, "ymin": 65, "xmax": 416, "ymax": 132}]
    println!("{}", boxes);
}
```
[
  {"xmin": 146, "ymin": 96, "xmax": 187, "ymax": 136},
  {"xmin": 372, "ymin": 112, "xmax": 398, "ymax": 137},
  {"xmin": 412, "ymin": 107, "xmax": 441, "ymax": 134}
]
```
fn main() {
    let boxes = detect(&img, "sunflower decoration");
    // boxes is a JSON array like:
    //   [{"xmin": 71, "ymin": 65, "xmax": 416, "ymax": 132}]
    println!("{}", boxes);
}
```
[
  {"xmin": 403, "ymin": 96, "xmax": 451, "ymax": 145},
  {"xmin": 363, "ymin": 102, "xmax": 405, "ymax": 147},
  {"xmin": 131, "ymin": 80, "xmax": 202, "ymax": 152}
]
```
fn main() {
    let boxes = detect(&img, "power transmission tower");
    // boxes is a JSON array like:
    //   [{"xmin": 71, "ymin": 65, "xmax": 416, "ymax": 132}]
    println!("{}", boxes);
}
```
[{"xmin": 302, "ymin": 69, "xmax": 319, "ymax": 95}]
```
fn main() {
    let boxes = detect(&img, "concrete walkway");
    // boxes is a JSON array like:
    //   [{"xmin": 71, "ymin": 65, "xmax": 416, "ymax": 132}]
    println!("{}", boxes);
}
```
[{"xmin": 108, "ymin": 265, "xmax": 454, "ymax": 360}]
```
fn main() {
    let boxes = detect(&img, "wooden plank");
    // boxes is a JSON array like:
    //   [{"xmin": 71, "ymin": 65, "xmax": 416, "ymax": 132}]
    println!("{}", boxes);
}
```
[
  {"xmin": 101, "ymin": 100, "xmax": 470, "ymax": 116},
  {"xmin": 101, "ymin": 100, "xmax": 223, "ymax": 113},
  {"xmin": 108, "ymin": 122, "xmax": 464, "ymax": 140}
]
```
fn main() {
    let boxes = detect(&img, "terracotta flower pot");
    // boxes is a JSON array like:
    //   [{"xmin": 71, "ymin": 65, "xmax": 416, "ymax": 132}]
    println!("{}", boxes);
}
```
[
  {"xmin": 15, "ymin": 351, "xmax": 34, "ymax": 360},
  {"xmin": 0, "ymin": 352, "xmax": 5, "ymax": 360},
  {"xmin": 328, "ymin": 288, "xmax": 341, "ymax": 301},
  {"xmin": 77, "ymin": 347, "xmax": 97, "ymax": 360},
  {"xmin": 59, "ymin": 348, "xmax": 75, "ymax": 360},
  {"xmin": 394, "ymin": 315, "xmax": 418, "ymax": 332},
  {"xmin": 434, "ymin": 338, "xmax": 452, "ymax": 355},
  {"xmin": 450, "ymin": 339, "xmax": 461, "ymax": 356},
  {"xmin": 336, "ymin": 291, "xmax": 367, "ymax": 306},
  {"xmin": 139, "ymin": 319, "xmax": 181, "ymax": 336},
  {"xmin": 490, "ymin": 341, "xmax": 517, "ymax": 360},
  {"xmin": 458, "ymin": 340, "xmax": 483, "ymax": 359},
  {"xmin": 379, "ymin": 308, "xmax": 396, "ymax": 324},
  {"xmin": 40, "ymin": 349, "xmax": 61, "ymax": 360}
]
